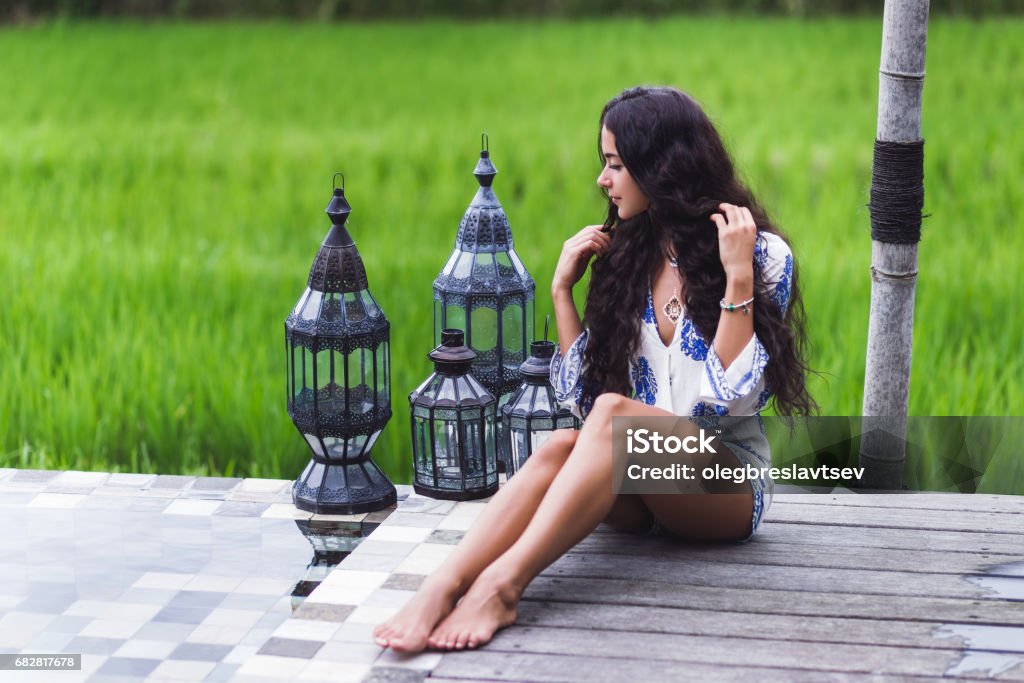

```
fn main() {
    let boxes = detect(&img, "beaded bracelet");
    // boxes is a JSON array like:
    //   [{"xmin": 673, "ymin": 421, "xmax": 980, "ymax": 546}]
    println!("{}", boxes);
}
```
[{"xmin": 720, "ymin": 296, "xmax": 755, "ymax": 315}]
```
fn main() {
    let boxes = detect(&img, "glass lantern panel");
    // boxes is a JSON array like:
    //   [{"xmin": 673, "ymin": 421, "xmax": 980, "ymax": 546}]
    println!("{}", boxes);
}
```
[
  {"xmin": 533, "ymin": 389, "xmax": 554, "ymax": 413},
  {"xmin": 301, "ymin": 290, "xmax": 324, "ymax": 321},
  {"xmin": 375, "ymin": 342, "xmax": 389, "ymax": 408},
  {"xmin": 299, "ymin": 346, "xmax": 314, "ymax": 398},
  {"xmin": 324, "ymin": 459, "xmax": 366, "ymax": 494},
  {"xmin": 443, "ymin": 305, "xmax": 466, "ymax": 344},
  {"xmin": 471, "ymin": 305, "xmax": 497, "ymax": 353},
  {"xmin": 509, "ymin": 427, "xmax": 529, "ymax": 475},
  {"xmin": 413, "ymin": 416, "xmax": 433, "ymax": 478},
  {"xmin": 509, "ymin": 250, "xmax": 527, "ymax": 276},
  {"xmin": 345, "ymin": 292, "xmax": 366, "ymax": 323},
  {"xmin": 495, "ymin": 252, "xmax": 514, "ymax": 277},
  {"xmin": 361, "ymin": 290, "xmax": 381, "ymax": 318},
  {"xmin": 303, "ymin": 433, "xmax": 325, "ymax": 458},
  {"xmin": 452, "ymin": 251, "xmax": 473, "ymax": 281},
  {"xmin": 483, "ymin": 409, "xmax": 498, "ymax": 483},
  {"xmin": 461, "ymin": 420, "xmax": 485, "ymax": 476},
  {"xmin": 433, "ymin": 298, "xmax": 443, "ymax": 346},
  {"xmin": 341, "ymin": 431, "xmax": 379, "ymax": 460},
  {"xmin": 525, "ymin": 298, "xmax": 535, "ymax": 351},
  {"xmin": 289, "ymin": 341, "xmax": 301, "ymax": 400},
  {"xmin": 347, "ymin": 347, "xmax": 373, "ymax": 414},
  {"xmin": 316, "ymin": 350, "xmax": 344, "ymax": 416},
  {"xmin": 322, "ymin": 436, "xmax": 347, "ymax": 459},
  {"xmin": 321, "ymin": 293, "xmax": 343, "ymax": 323},
  {"xmin": 436, "ymin": 379, "xmax": 457, "ymax": 405},
  {"xmin": 472, "ymin": 252, "xmax": 496, "ymax": 284},
  {"xmin": 292, "ymin": 288, "xmax": 312, "ymax": 317},
  {"xmin": 432, "ymin": 419, "xmax": 461, "ymax": 480},
  {"xmin": 305, "ymin": 461, "xmax": 325, "ymax": 488},
  {"xmin": 501, "ymin": 301, "xmax": 524, "ymax": 367},
  {"xmin": 413, "ymin": 404, "xmax": 431, "ymax": 419},
  {"xmin": 440, "ymin": 248, "xmax": 459, "ymax": 276}
]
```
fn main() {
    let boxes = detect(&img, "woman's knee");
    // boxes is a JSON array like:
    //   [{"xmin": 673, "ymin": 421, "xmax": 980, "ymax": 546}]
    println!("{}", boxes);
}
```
[{"xmin": 591, "ymin": 392, "xmax": 627, "ymax": 420}]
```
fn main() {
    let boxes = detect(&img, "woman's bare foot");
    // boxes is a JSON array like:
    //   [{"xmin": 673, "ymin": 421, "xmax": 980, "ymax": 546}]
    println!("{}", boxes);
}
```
[
  {"xmin": 373, "ymin": 576, "xmax": 462, "ymax": 652},
  {"xmin": 427, "ymin": 568, "xmax": 521, "ymax": 651}
]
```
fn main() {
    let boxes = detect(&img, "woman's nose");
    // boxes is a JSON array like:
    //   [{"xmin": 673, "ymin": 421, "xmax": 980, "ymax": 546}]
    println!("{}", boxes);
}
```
[{"xmin": 597, "ymin": 170, "xmax": 611, "ymax": 188}]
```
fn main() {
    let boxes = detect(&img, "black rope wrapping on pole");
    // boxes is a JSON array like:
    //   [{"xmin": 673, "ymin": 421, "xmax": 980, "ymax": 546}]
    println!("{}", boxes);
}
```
[{"xmin": 868, "ymin": 139, "xmax": 925, "ymax": 244}]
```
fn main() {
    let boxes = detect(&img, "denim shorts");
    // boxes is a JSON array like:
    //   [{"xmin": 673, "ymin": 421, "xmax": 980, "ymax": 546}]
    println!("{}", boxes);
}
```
[{"xmin": 645, "ymin": 458, "xmax": 771, "ymax": 543}]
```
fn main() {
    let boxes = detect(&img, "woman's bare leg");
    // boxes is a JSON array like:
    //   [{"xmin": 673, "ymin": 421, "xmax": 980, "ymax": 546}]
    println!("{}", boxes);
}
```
[
  {"xmin": 427, "ymin": 393, "xmax": 754, "ymax": 650},
  {"xmin": 373, "ymin": 429, "xmax": 578, "ymax": 652}
]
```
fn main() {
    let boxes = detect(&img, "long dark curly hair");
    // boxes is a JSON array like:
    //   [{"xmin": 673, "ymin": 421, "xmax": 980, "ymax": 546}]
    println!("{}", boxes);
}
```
[{"xmin": 580, "ymin": 85, "xmax": 815, "ymax": 416}]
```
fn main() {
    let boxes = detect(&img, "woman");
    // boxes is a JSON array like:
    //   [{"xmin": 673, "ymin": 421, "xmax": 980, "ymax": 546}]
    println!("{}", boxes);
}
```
[{"xmin": 374, "ymin": 85, "xmax": 814, "ymax": 653}]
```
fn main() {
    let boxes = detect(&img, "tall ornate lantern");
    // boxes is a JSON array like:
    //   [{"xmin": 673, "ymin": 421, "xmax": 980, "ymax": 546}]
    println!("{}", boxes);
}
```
[
  {"xmin": 286, "ymin": 174, "xmax": 394, "ymax": 514},
  {"xmin": 432, "ymin": 134, "xmax": 535, "ymax": 468},
  {"xmin": 409, "ymin": 329, "xmax": 499, "ymax": 500},
  {"xmin": 502, "ymin": 338, "xmax": 581, "ymax": 477}
]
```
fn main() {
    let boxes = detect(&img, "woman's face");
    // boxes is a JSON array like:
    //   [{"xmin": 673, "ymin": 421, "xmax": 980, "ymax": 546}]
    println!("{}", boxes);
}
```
[{"xmin": 597, "ymin": 125, "xmax": 650, "ymax": 221}]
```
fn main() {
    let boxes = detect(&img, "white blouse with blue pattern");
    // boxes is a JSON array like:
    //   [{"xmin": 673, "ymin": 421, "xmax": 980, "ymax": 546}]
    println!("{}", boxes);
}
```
[{"xmin": 549, "ymin": 231, "xmax": 794, "ymax": 533}]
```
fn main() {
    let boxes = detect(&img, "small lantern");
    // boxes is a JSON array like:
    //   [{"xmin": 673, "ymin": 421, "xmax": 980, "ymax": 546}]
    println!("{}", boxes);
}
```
[
  {"xmin": 432, "ymin": 134, "xmax": 535, "ymax": 469},
  {"xmin": 409, "ymin": 329, "xmax": 498, "ymax": 500},
  {"xmin": 502, "ymin": 337, "xmax": 581, "ymax": 477},
  {"xmin": 286, "ymin": 174, "xmax": 394, "ymax": 515}
]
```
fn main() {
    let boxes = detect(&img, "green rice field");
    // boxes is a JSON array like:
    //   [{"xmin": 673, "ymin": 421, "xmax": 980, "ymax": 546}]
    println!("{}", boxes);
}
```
[{"xmin": 1, "ymin": 17, "xmax": 1021, "ymax": 491}]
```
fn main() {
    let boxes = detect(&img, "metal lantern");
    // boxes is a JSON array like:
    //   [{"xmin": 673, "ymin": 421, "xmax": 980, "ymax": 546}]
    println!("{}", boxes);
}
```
[
  {"xmin": 432, "ymin": 134, "xmax": 535, "ymax": 469},
  {"xmin": 286, "ymin": 174, "xmax": 394, "ymax": 515},
  {"xmin": 502, "ymin": 340, "xmax": 581, "ymax": 477},
  {"xmin": 409, "ymin": 328, "xmax": 499, "ymax": 500}
]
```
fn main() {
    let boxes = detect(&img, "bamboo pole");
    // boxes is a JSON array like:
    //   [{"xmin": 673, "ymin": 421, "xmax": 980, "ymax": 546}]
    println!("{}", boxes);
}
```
[{"xmin": 859, "ymin": 0, "xmax": 930, "ymax": 490}]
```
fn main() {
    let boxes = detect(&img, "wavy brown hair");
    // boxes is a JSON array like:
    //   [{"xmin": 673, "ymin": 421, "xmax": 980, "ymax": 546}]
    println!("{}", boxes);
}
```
[{"xmin": 580, "ymin": 86, "xmax": 815, "ymax": 416}]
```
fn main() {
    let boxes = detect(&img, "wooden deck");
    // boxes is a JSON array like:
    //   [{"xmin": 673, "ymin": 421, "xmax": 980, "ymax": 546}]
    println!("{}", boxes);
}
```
[
  {"xmin": 234, "ymin": 491, "xmax": 1024, "ymax": 682},
  {"xmin": 429, "ymin": 494, "xmax": 1024, "ymax": 682}
]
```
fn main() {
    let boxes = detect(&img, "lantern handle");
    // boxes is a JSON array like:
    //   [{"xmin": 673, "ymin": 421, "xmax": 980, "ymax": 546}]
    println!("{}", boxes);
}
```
[
  {"xmin": 332, "ymin": 172, "xmax": 345, "ymax": 191},
  {"xmin": 543, "ymin": 314, "xmax": 550, "ymax": 342},
  {"xmin": 481, "ymin": 132, "xmax": 489, "ymax": 154}
]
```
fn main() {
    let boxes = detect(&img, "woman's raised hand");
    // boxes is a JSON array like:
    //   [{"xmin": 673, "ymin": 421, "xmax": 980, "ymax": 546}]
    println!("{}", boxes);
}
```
[
  {"xmin": 709, "ymin": 203, "xmax": 757, "ymax": 279},
  {"xmin": 551, "ymin": 225, "xmax": 612, "ymax": 295}
]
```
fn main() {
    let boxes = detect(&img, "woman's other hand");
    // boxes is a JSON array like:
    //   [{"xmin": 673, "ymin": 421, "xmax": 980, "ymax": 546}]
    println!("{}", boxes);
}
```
[
  {"xmin": 710, "ymin": 203, "xmax": 756, "ymax": 280},
  {"xmin": 551, "ymin": 225, "xmax": 612, "ymax": 296}
]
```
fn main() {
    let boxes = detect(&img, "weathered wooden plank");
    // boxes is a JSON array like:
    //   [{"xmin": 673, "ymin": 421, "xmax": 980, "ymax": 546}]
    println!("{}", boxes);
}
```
[
  {"xmin": 523, "ymin": 576, "xmax": 1024, "ymax": 627},
  {"xmin": 473, "ymin": 626, "xmax": 1024, "ymax": 680},
  {"xmin": 571, "ymin": 534, "xmax": 1021, "ymax": 575},
  {"xmin": 431, "ymin": 652, "xmax": 954, "ymax": 682},
  {"xmin": 540, "ymin": 552, "xmax": 996, "ymax": 600},
  {"xmin": 772, "ymin": 493, "xmax": 1024, "ymax": 515},
  {"xmin": 763, "ymin": 503, "xmax": 1023, "ymax": 534},
  {"xmin": 587, "ymin": 517, "xmax": 1024, "ymax": 555},
  {"xmin": 514, "ymin": 600, "xmax": 1024, "ymax": 652}
]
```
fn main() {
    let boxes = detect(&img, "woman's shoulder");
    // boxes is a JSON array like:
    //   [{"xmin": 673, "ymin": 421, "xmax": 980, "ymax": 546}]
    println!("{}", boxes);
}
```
[{"xmin": 754, "ymin": 230, "xmax": 793, "ymax": 279}]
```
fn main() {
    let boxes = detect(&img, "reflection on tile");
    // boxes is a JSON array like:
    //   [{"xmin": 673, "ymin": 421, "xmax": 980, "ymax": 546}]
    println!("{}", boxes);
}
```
[
  {"xmin": 168, "ymin": 641, "xmax": 234, "ymax": 661},
  {"xmin": 165, "ymin": 499, "xmax": 222, "ymax": 516},
  {"xmin": 65, "ymin": 635, "xmax": 125, "ymax": 655},
  {"xmin": 258, "ymin": 636, "xmax": 325, "ymax": 658},
  {"xmin": 95, "ymin": 656, "xmax": 161, "ymax": 677},
  {"xmin": 113, "ymin": 638, "xmax": 178, "ymax": 659},
  {"xmin": 150, "ymin": 658, "xmax": 217, "ymax": 679}
]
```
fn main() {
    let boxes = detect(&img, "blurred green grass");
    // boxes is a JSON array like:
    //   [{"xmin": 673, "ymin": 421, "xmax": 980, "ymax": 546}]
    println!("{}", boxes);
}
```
[{"xmin": 0, "ymin": 18, "xmax": 1021, "ymax": 492}]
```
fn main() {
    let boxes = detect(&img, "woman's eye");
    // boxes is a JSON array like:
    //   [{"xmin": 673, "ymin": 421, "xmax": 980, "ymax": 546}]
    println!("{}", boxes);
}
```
[{"xmin": 609, "ymin": 164, "xmax": 623, "ymax": 171}]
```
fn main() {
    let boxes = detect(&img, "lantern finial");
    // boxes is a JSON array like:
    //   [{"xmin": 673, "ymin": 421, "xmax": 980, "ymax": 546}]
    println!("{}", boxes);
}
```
[
  {"xmin": 325, "ymin": 172, "xmax": 352, "ymax": 229},
  {"xmin": 473, "ymin": 133, "xmax": 497, "ymax": 187}
]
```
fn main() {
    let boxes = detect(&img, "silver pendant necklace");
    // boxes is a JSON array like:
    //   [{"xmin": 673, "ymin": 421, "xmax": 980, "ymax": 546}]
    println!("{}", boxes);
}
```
[{"xmin": 663, "ymin": 254, "xmax": 682, "ymax": 323}]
